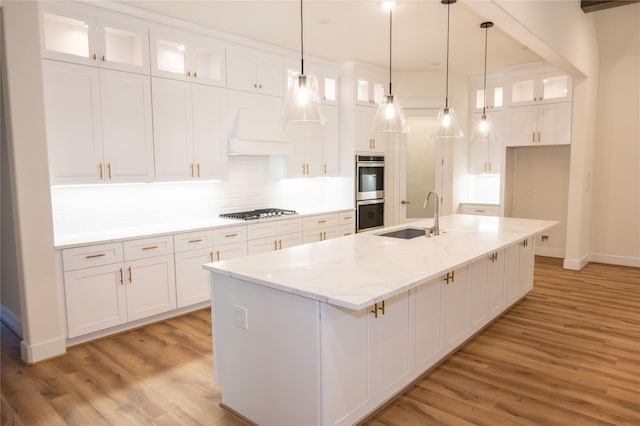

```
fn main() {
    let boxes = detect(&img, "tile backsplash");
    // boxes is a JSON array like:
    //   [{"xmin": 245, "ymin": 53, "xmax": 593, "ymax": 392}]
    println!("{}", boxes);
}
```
[{"xmin": 51, "ymin": 157, "xmax": 353, "ymax": 235}]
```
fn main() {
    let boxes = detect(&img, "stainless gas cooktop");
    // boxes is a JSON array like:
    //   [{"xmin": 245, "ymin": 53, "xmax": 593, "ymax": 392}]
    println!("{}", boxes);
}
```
[{"xmin": 219, "ymin": 208, "xmax": 297, "ymax": 221}]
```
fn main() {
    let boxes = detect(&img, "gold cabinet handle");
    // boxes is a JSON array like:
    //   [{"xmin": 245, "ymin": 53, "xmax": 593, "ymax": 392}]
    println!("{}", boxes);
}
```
[
  {"xmin": 225, "ymin": 233, "xmax": 238, "ymax": 238},
  {"xmin": 344, "ymin": 216, "xmax": 352, "ymax": 220},
  {"xmin": 209, "ymin": 251, "xmax": 214, "ymax": 262},
  {"xmin": 323, "ymin": 164, "xmax": 327, "ymax": 175},
  {"xmin": 85, "ymin": 253, "xmax": 106, "ymax": 259},
  {"xmin": 521, "ymin": 239, "xmax": 528, "ymax": 247},
  {"xmin": 302, "ymin": 163, "xmax": 306, "ymax": 175},
  {"xmin": 306, "ymin": 164, "xmax": 309, "ymax": 175},
  {"xmin": 475, "ymin": 209, "xmax": 486, "ymax": 213},
  {"xmin": 193, "ymin": 71, "xmax": 197, "ymax": 78},
  {"xmin": 92, "ymin": 53, "xmax": 97, "ymax": 60},
  {"xmin": 101, "ymin": 55, "xmax": 105, "ymax": 62},
  {"xmin": 128, "ymin": 266, "xmax": 132, "ymax": 283},
  {"xmin": 274, "ymin": 240, "xmax": 278, "ymax": 251},
  {"xmin": 98, "ymin": 162, "xmax": 103, "ymax": 180},
  {"xmin": 532, "ymin": 132, "xmax": 535, "ymax": 143},
  {"xmin": 119, "ymin": 268, "xmax": 124, "ymax": 285},
  {"xmin": 444, "ymin": 271, "xmax": 455, "ymax": 284},
  {"xmin": 371, "ymin": 303, "xmax": 379, "ymax": 319},
  {"xmin": 318, "ymin": 220, "xmax": 327, "ymax": 224},
  {"xmin": 379, "ymin": 300, "xmax": 385, "ymax": 316},
  {"xmin": 537, "ymin": 132, "xmax": 541, "ymax": 143},
  {"xmin": 278, "ymin": 240, "xmax": 282, "ymax": 250},
  {"xmin": 190, "ymin": 163, "xmax": 195, "ymax": 177},
  {"xmin": 142, "ymin": 245, "xmax": 159, "ymax": 251},
  {"xmin": 216, "ymin": 250, "xmax": 220, "ymax": 261},
  {"xmin": 187, "ymin": 71, "xmax": 191, "ymax": 77},
  {"xmin": 197, "ymin": 163, "xmax": 201, "ymax": 177},
  {"xmin": 107, "ymin": 163, "xmax": 112, "ymax": 180},
  {"xmin": 253, "ymin": 83, "xmax": 258, "ymax": 89},
  {"xmin": 258, "ymin": 83, "xmax": 263, "ymax": 89},
  {"xmin": 188, "ymin": 238, "xmax": 203, "ymax": 244}
]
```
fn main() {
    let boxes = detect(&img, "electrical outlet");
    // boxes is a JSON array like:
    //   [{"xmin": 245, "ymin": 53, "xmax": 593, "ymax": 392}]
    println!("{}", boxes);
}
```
[
  {"xmin": 540, "ymin": 234, "xmax": 550, "ymax": 244},
  {"xmin": 233, "ymin": 304, "xmax": 248, "ymax": 330}
]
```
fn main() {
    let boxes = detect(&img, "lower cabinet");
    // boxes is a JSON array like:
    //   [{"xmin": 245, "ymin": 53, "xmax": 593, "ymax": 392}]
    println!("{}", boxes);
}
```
[
  {"xmin": 487, "ymin": 249, "xmax": 507, "ymax": 316},
  {"xmin": 414, "ymin": 277, "xmax": 443, "ymax": 372},
  {"xmin": 247, "ymin": 218, "xmax": 303, "ymax": 255},
  {"xmin": 505, "ymin": 237, "xmax": 532, "ymax": 304},
  {"xmin": 321, "ymin": 291, "xmax": 411, "ymax": 426},
  {"xmin": 62, "ymin": 236, "xmax": 176, "ymax": 338},
  {"xmin": 175, "ymin": 247, "xmax": 213, "ymax": 308},
  {"xmin": 442, "ymin": 266, "xmax": 469, "ymax": 348},
  {"xmin": 303, "ymin": 213, "xmax": 341, "ymax": 243}
]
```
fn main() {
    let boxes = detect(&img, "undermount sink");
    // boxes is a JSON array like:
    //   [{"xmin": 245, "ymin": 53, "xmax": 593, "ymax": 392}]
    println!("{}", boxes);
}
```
[{"xmin": 377, "ymin": 227, "xmax": 426, "ymax": 239}]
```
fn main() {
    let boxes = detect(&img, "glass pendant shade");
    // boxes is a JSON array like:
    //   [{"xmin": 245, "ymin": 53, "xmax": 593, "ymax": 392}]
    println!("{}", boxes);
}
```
[
  {"xmin": 432, "ymin": 106, "xmax": 463, "ymax": 140},
  {"xmin": 372, "ymin": 94, "xmax": 408, "ymax": 133},
  {"xmin": 471, "ymin": 113, "xmax": 496, "ymax": 143},
  {"xmin": 282, "ymin": 74, "xmax": 326, "ymax": 125}
]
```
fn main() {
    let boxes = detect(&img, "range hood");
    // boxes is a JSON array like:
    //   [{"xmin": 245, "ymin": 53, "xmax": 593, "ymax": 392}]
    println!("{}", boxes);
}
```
[{"xmin": 228, "ymin": 109, "xmax": 292, "ymax": 156}]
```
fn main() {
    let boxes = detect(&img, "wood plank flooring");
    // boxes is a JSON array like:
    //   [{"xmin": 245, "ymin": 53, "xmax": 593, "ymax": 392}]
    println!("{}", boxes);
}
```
[{"xmin": 2, "ymin": 257, "xmax": 639, "ymax": 425}]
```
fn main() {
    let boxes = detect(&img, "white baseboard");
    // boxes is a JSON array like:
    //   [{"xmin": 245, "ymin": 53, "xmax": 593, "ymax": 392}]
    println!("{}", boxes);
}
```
[
  {"xmin": 535, "ymin": 246, "xmax": 564, "ymax": 258},
  {"xmin": 589, "ymin": 253, "xmax": 640, "ymax": 268},
  {"xmin": 1, "ymin": 304, "xmax": 23, "ymax": 338},
  {"xmin": 20, "ymin": 336, "xmax": 66, "ymax": 364},
  {"xmin": 563, "ymin": 252, "xmax": 591, "ymax": 271}
]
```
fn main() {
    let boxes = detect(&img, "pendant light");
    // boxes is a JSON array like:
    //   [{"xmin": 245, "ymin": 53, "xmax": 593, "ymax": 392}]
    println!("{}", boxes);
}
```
[
  {"xmin": 282, "ymin": 0, "xmax": 326, "ymax": 126},
  {"xmin": 472, "ymin": 21, "xmax": 496, "ymax": 144},
  {"xmin": 432, "ymin": 0, "xmax": 463, "ymax": 140},
  {"xmin": 371, "ymin": 2, "xmax": 408, "ymax": 134}
]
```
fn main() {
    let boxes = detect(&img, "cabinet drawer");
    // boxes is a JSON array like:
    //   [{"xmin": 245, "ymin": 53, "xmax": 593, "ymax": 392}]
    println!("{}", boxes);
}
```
[
  {"xmin": 247, "ymin": 237, "xmax": 278, "ymax": 255},
  {"xmin": 124, "ymin": 235, "xmax": 174, "ymax": 260},
  {"xmin": 247, "ymin": 222, "xmax": 277, "ymax": 240},
  {"xmin": 174, "ymin": 230, "xmax": 214, "ymax": 252},
  {"xmin": 303, "ymin": 213, "xmax": 339, "ymax": 231},
  {"xmin": 213, "ymin": 241, "xmax": 247, "ymax": 261},
  {"xmin": 62, "ymin": 242, "xmax": 123, "ymax": 271},
  {"xmin": 339, "ymin": 211, "xmax": 356, "ymax": 226},
  {"xmin": 459, "ymin": 204, "xmax": 500, "ymax": 216},
  {"xmin": 277, "ymin": 217, "xmax": 302, "ymax": 235},
  {"xmin": 213, "ymin": 225, "xmax": 247, "ymax": 245},
  {"xmin": 339, "ymin": 224, "xmax": 355, "ymax": 237}
]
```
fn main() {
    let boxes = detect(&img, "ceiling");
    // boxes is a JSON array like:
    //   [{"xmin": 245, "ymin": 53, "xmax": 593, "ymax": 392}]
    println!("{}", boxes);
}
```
[{"xmin": 120, "ymin": 0, "xmax": 543, "ymax": 76}]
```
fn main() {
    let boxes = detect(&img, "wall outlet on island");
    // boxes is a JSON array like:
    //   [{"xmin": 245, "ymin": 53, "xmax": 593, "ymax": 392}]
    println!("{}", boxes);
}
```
[{"xmin": 540, "ymin": 234, "xmax": 550, "ymax": 244}]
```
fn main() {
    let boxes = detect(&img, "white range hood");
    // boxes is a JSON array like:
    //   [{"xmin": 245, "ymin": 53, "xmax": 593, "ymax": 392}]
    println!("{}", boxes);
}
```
[{"xmin": 228, "ymin": 109, "xmax": 292, "ymax": 156}]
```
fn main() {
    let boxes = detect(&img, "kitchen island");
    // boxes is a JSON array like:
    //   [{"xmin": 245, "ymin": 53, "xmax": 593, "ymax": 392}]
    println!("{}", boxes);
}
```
[{"xmin": 204, "ymin": 214, "xmax": 557, "ymax": 425}]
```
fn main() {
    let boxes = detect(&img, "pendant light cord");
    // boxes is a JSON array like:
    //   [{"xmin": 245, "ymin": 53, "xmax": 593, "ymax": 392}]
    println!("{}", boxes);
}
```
[
  {"xmin": 300, "ymin": 0, "xmax": 304, "ymax": 75},
  {"xmin": 445, "ymin": 2, "xmax": 450, "ymax": 108},
  {"xmin": 389, "ymin": 9, "xmax": 393, "ymax": 95},
  {"xmin": 482, "ymin": 24, "xmax": 488, "ymax": 116}
]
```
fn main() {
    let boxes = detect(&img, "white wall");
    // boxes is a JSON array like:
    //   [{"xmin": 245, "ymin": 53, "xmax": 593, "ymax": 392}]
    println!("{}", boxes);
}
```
[
  {"xmin": 2, "ymin": 0, "xmax": 66, "ymax": 361},
  {"xmin": 590, "ymin": 3, "xmax": 640, "ymax": 267}
]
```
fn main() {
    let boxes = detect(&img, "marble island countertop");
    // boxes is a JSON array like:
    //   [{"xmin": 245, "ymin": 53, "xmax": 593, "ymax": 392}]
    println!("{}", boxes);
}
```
[{"xmin": 204, "ymin": 214, "xmax": 558, "ymax": 311}]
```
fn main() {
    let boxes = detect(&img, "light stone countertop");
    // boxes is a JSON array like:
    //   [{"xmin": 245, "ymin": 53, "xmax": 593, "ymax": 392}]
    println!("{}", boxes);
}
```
[
  {"xmin": 54, "ymin": 207, "xmax": 355, "ymax": 248},
  {"xmin": 204, "ymin": 214, "xmax": 558, "ymax": 311}
]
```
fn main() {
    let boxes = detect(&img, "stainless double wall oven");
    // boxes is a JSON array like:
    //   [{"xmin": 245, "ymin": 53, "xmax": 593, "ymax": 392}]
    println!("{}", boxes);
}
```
[{"xmin": 356, "ymin": 155, "xmax": 385, "ymax": 232}]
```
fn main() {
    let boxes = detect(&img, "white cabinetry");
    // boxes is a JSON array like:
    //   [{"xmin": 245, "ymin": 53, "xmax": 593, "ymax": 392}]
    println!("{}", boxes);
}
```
[
  {"xmin": 62, "ymin": 236, "xmax": 176, "ymax": 338},
  {"xmin": 43, "ymin": 60, "xmax": 154, "ymax": 184},
  {"xmin": 150, "ymin": 29, "xmax": 226, "ymax": 87},
  {"xmin": 227, "ymin": 46, "xmax": 284, "ymax": 97},
  {"xmin": 414, "ymin": 277, "xmax": 443, "ymax": 372},
  {"xmin": 287, "ymin": 63, "xmax": 339, "ymax": 106},
  {"xmin": 303, "ymin": 213, "xmax": 341, "ymax": 243},
  {"xmin": 487, "ymin": 249, "xmax": 506, "ymax": 316},
  {"xmin": 152, "ymin": 77, "xmax": 227, "ymax": 181},
  {"xmin": 355, "ymin": 73, "xmax": 385, "ymax": 107},
  {"xmin": 247, "ymin": 218, "xmax": 303, "ymax": 255},
  {"xmin": 442, "ymin": 266, "xmax": 469, "ymax": 348},
  {"xmin": 469, "ymin": 111, "xmax": 505, "ymax": 173},
  {"xmin": 508, "ymin": 102, "xmax": 571, "ymax": 146},
  {"xmin": 505, "ymin": 237, "xmax": 534, "ymax": 303},
  {"xmin": 40, "ymin": 3, "xmax": 150, "ymax": 74},
  {"xmin": 472, "ymin": 79, "xmax": 504, "ymax": 111},
  {"xmin": 213, "ymin": 226, "xmax": 248, "ymax": 261},
  {"xmin": 467, "ymin": 256, "xmax": 490, "ymax": 329},
  {"xmin": 509, "ymin": 72, "xmax": 572, "ymax": 106},
  {"xmin": 321, "ymin": 291, "xmax": 411, "ymax": 426},
  {"xmin": 355, "ymin": 106, "xmax": 386, "ymax": 153},
  {"xmin": 174, "ymin": 230, "xmax": 215, "ymax": 308}
]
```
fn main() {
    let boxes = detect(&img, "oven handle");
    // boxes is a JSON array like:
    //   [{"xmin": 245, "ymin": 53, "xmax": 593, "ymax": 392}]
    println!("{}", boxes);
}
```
[
  {"xmin": 357, "ymin": 162, "xmax": 385, "ymax": 168},
  {"xmin": 357, "ymin": 199, "xmax": 385, "ymax": 206}
]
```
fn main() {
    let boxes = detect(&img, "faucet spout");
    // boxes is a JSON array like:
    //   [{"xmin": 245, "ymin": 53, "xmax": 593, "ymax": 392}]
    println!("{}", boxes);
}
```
[{"xmin": 424, "ymin": 191, "xmax": 440, "ymax": 236}]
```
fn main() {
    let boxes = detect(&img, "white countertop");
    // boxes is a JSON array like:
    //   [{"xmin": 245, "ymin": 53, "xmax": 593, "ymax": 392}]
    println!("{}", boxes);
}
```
[
  {"xmin": 54, "ymin": 207, "xmax": 355, "ymax": 248},
  {"xmin": 204, "ymin": 214, "xmax": 557, "ymax": 311}
]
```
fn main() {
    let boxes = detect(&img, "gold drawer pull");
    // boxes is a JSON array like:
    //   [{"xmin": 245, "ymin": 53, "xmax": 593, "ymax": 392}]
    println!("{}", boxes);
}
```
[
  {"xmin": 343, "ymin": 216, "xmax": 352, "ymax": 220},
  {"xmin": 225, "ymin": 233, "xmax": 238, "ymax": 238},
  {"xmin": 128, "ymin": 266, "xmax": 132, "ymax": 283},
  {"xmin": 142, "ymin": 245, "xmax": 160, "ymax": 251},
  {"xmin": 86, "ymin": 253, "xmax": 106, "ymax": 259},
  {"xmin": 318, "ymin": 220, "xmax": 327, "ymax": 224},
  {"xmin": 119, "ymin": 268, "xmax": 124, "ymax": 285},
  {"xmin": 188, "ymin": 239, "xmax": 203, "ymax": 244}
]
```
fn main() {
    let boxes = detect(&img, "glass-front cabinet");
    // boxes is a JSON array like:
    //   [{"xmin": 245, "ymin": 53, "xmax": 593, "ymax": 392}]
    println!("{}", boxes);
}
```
[
  {"xmin": 356, "ymin": 73, "xmax": 385, "ymax": 107},
  {"xmin": 150, "ymin": 29, "xmax": 226, "ymax": 87},
  {"xmin": 473, "ymin": 80, "xmax": 504, "ymax": 112},
  {"xmin": 40, "ymin": 3, "xmax": 150, "ymax": 74},
  {"xmin": 509, "ymin": 72, "xmax": 571, "ymax": 106}
]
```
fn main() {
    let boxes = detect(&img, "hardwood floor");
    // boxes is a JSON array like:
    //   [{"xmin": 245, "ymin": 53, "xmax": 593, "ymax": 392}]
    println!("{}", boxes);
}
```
[{"xmin": 2, "ymin": 257, "xmax": 639, "ymax": 425}]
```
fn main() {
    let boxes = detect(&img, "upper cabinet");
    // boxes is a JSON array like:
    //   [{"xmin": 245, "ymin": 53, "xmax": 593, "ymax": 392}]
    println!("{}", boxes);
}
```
[
  {"xmin": 227, "ymin": 45, "xmax": 285, "ymax": 97},
  {"xmin": 150, "ymin": 29, "xmax": 226, "ymax": 87},
  {"xmin": 40, "ymin": 3, "xmax": 150, "ymax": 75},
  {"xmin": 355, "ymin": 73, "xmax": 385, "ymax": 107},
  {"xmin": 42, "ymin": 60, "xmax": 154, "ymax": 185},
  {"xmin": 472, "ymin": 79, "xmax": 504, "ymax": 112},
  {"xmin": 508, "ymin": 72, "xmax": 572, "ymax": 106}
]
